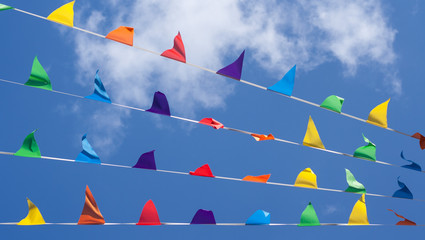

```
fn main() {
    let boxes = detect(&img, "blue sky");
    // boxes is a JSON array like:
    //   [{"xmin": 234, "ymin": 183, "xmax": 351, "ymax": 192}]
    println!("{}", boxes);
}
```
[{"xmin": 0, "ymin": 0, "xmax": 424, "ymax": 239}]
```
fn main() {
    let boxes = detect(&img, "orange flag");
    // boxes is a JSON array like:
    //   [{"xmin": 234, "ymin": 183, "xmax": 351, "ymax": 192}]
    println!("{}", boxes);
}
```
[
  {"xmin": 251, "ymin": 133, "xmax": 275, "ymax": 141},
  {"xmin": 105, "ymin": 26, "xmax": 134, "ymax": 46},
  {"xmin": 78, "ymin": 185, "xmax": 105, "ymax": 225},
  {"xmin": 242, "ymin": 174, "xmax": 271, "ymax": 183}
]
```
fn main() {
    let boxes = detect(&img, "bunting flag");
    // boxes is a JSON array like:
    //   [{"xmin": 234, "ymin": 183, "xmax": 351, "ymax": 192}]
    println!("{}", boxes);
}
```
[
  {"xmin": 14, "ymin": 130, "xmax": 41, "ymax": 158},
  {"xmin": 267, "ymin": 65, "xmax": 296, "ymax": 96},
  {"xmin": 216, "ymin": 50, "xmax": 245, "ymax": 80},
  {"xmin": 242, "ymin": 174, "xmax": 271, "ymax": 183},
  {"xmin": 251, "ymin": 133, "xmax": 275, "ymax": 141},
  {"xmin": 17, "ymin": 198, "xmax": 45, "ymax": 225},
  {"xmin": 46, "ymin": 1, "xmax": 75, "ymax": 27},
  {"xmin": 344, "ymin": 169, "xmax": 366, "ymax": 194},
  {"xmin": 392, "ymin": 177, "xmax": 413, "ymax": 199},
  {"xmin": 0, "ymin": 3, "xmax": 12, "ymax": 11},
  {"xmin": 294, "ymin": 168, "xmax": 317, "ymax": 189},
  {"xmin": 85, "ymin": 70, "xmax": 111, "ymax": 103},
  {"xmin": 353, "ymin": 134, "xmax": 376, "ymax": 161},
  {"xmin": 105, "ymin": 26, "xmax": 134, "ymax": 46},
  {"xmin": 411, "ymin": 133, "xmax": 425, "ymax": 150},
  {"xmin": 133, "ymin": 150, "xmax": 156, "ymax": 170},
  {"xmin": 302, "ymin": 116, "xmax": 325, "ymax": 149},
  {"xmin": 25, "ymin": 56, "xmax": 52, "ymax": 91},
  {"xmin": 189, "ymin": 164, "xmax": 215, "ymax": 177},
  {"xmin": 198, "ymin": 118, "xmax": 224, "ymax": 129},
  {"xmin": 137, "ymin": 200, "xmax": 161, "ymax": 225},
  {"xmin": 245, "ymin": 210, "xmax": 270, "ymax": 225},
  {"xmin": 190, "ymin": 209, "xmax": 216, "ymax": 224},
  {"xmin": 320, "ymin": 95, "xmax": 344, "ymax": 113},
  {"xmin": 298, "ymin": 202, "xmax": 320, "ymax": 227},
  {"xmin": 348, "ymin": 194, "xmax": 369, "ymax": 225},
  {"xmin": 161, "ymin": 32, "xmax": 186, "ymax": 63},
  {"xmin": 146, "ymin": 91, "xmax": 171, "ymax": 116},
  {"xmin": 400, "ymin": 151, "xmax": 421, "ymax": 172},
  {"xmin": 75, "ymin": 134, "xmax": 101, "ymax": 164},
  {"xmin": 366, "ymin": 99, "xmax": 390, "ymax": 128},
  {"xmin": 387, "ymin": 209, "xmax": 416, "ymax": 226},
  {"xmin": 78, "ymin": 186, "xmax": 105, "ymax": 225}
]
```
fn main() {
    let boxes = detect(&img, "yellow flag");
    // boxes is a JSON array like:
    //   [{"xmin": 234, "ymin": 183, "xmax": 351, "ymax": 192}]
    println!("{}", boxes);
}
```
[
  {"xmin": 17, "ymin": 198, "xmax": 46, "ymax": 225},
  {"xmin": 302, "ymin": 116, "xmax": 325, "ymax": 149},
  {"xmin": 366, "ymin": 98, "xmax": 390, "ymax": 128},
  {"xmin": 294, "ymin": 168, "xmax": 318, "ymax": 189},
  {"xmin": 47, "ymin": 1, "xmax": 75, "ymax": 27},
  {"xmin": 348, "ymin": 194, "xmax": 369, "ymax": 225}
]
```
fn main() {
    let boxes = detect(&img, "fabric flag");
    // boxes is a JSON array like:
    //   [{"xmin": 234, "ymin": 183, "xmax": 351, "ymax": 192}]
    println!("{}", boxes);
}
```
[
  {"xmin": 251, "ymin": 133, "xmax": 275, "ymax": 141},
  {"xmin": 366, "ymin": 99, "xmax": 390, "ymax": 128},
  {"xmin": 198, "ymin": 118, "xmax": 224, "ymax": 129},
  {"xmin": 392, "ymin": 177, "xmax": 413, "ymax": 199},
  {"xmin": 78, "ymin": 185, "xmax": 105, "ymax": 225},
  {"xmin": 105, "ymin": 26, "xmax": 134, "ymax": 46},
  {"xmin": 411, "ymin": 133, "xmax": 425, "ymax": 150},
  {"xmin": 189, "ymin": 164, "xmax": 215, "ymax": 178},
  {"xmin": 348, "ymin": 194, "xmax": 369, "ymax": 225},
  {"xmin": 302, "ymin": 116, "xmax": 325, "ymax": 149},
  {"xmin": 190, "ymin": 209, "xmax": 216, "ymax": 224},
  {"xmin": 246, "ymin": 210, "xmax": 270, "ymax": 225},
  {"xmin": 161, "ymin": 32, "xmax": 186, "ymax": 63},
  {"xmin": 133, "ymin": 150, "xmax": 156, "ymax": 170},
  {"xmin": 0, "ymin": 3, "xmax": 13, "ymax": 11},
  {"xmin": 242, "ymin": 174, "xmax": 271, "ymax": 183},
  {"xmin": 344, "ymin": 169, "xmax": 366, "ymax": 194},
  {"xmin": 25, "ymin": 56, "xmax": 52, "ymax": 91},
  {"xmin": 387, "ymin": 209, "xmax": 416, "ymax": 226},
  {"xmin": 17, "ymin": 198, "xmax": 45, "ymax": 225},
  {"xmin": 14, "ymin": 130, "xmax": 41, "ymax": 158},
  {"xmin": 137, "ymin": 200, "xmax": 161, "ymax": 225},
  {"xmin": 267, "ymin": 65, "xmax": 296, "ymax": 96},
  {"xmin": 46, "ymin": 1, "xmax": 75, "ymax": 27},
  {"xmin": 320, "ymin": 95, "xmax": 344, "ymax": 113},
  {"xmin": 85, "ymin": 70, "xmax": 111, "ymax": 104},
  {"xmin": 294, "ymin": 168, "xmax": 317, "ymax": 189},
  {"xmin": 146, "ymin": 91, "xmax": 171, "ymax": 116},
  {"xmin": 75, "ymin": 134, "xmax": 101, "ymax": 164},
  {"xmin": 298, "ymin": 202, "xmax": 320, "ymax": 226},
  {"xmin": 400, "ymin": 151, "xmax": 421, "ymax": 172},
  {"xmin": 353, "ymin": 134, "xmax": 376, "ymax": 161},
  {"xmin": 216, "ymin": 50, "xmax": 245, "ymax": 80}
]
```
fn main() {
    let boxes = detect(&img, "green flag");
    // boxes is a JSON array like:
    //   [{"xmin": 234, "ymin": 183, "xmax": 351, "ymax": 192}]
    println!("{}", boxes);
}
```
[
  {"xmin": 298, "ymin": 202, "xmax": 320, "ymax": 226},
  {"xmin": 14, "ymin": 130, "xmax": 41, "ymax": 158},
  {"xmin": 320, "ymin": 95, "xmax": 344, "ymax": 113},
  {"xmin": 0, "ymin": 4, "xmax": 13, "ymax": 11},
  {"xmin": 345, "ymin": 169, "xmax": 366, "ymax": 193},
  {"xmin": 25, "ymin": 56, "xmax": 52, "ymax": 91},
  {"xmin": 353, "ymin": 134, "xmax": 376, "ymax": 161}
]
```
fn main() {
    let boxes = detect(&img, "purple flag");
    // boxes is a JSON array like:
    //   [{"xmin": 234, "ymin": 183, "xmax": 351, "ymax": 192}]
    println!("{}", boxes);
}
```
[
  {"xmin": 216, "ymin": 50, "xmax": 245, "ymax": 80},
  {"xmin": 190, "ymin": 209, "xmax": 216, "ymax": 224},
  {"xmin": 132, "ymin": 150, "xmax": 156, "ymax": 170},
  {"xmin": 146, "ymin": 91, "xmax": 171, "ymax": 116}
]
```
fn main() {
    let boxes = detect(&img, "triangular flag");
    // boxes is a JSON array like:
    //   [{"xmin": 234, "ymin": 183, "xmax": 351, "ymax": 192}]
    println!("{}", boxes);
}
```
[
  {"xmin": 0, "ymin": 3, "xmax": 13, "ymax": 11},
  {"xmin": 14, "ymin": 130, "xmax": 41, "ymax": 158},
  {"xmin": 242, "ymin": 174, "xmax": 271, "ymax": 183},
  {"xmin": 392, "ymin": 177, "xmax": 413, "ymax": 199},
  {"xmin": 78, "ymin": 186, "xmax": 105, "ymax": 225},
  {"xmin": 75, "ymin": 134, "xmax": 101, "ymax": 164},
  {"xmin": 411, "ymin": 133, "xmax": 425, "ymax": 150},
  {"xmin": 267, "ymin": 65, "xmax": 296, "ymax": 96},
  {"xmin": 400, "ymin": 151, "xmax": 421, "ymax": 171},
  {"xmin": 302, "ymin": 116, "xmax": 325, "ymax": 149},
  {"xmin": 105, "ymin": 26, "xmax": 134, "ymax": 46},
  {"xmin": 137, "ymin": 200, "xmax": 161, "ymax": 225},
  {"xmin": 294, "ymin": 168, "xmax": 317, "ymax": 189},
  {"xmin": 320, "ymin": 95, "xmax": 344, "ymax": 113},
  {"xmin": 146, "ymin": 91, "xmax": 171, "ymax": 116},
  {"xmin": 348, "ymin": 194, "xmax": 369, "ymax": 225},
  {"xmin": 17, "ymin": 198, "xmax": 45, "ymax": 225},
  {"xmin": 25, "ymin": 56, "xmax": 52, "ymax": 91},
  {"xmin": 387, "ymin": 209, "xmax": 416, "ymax": 226},
  {"xmin": 298, "ymin": 202, "xmax": 320, "ymax": 226},
  {"xmin": 189, "ymin": 164, "xmax": 215, "ymax": 177},
  {"xmin": 133, "ymin": 150, "xmax": 156, "ymax": 170},
  {"xmin": 190, "ymin": 209, "xmax": 216, "ymax": 224},
  {"xmin": 198, "ymin": 118, "xmax": 224, "ymax": 129},
  {"xmin": 353, "ymin": 134, "xmax": 376, "ymax": 161},
  {"xmin": 46, "ymin": 1, "xmax": 75, "ymax": 27},
  {"xmin": 344, "ymin": 169, "xmax": 366, "ymax": 194},
  {"xmin": 246, "ymin": 210, "xmax": 270, "ymax": 225},
  {"xmin": 85, "ymin": 70, "xmax": 111, "ymax": 104},
  {"xmin": 366, "ymin": 98, "xmax": 390, "ymax": 128},
  {"xmin": 161, "ymin": 32, "xmax": 186, "ymax": 63},
  {"xmin": 216, "ymin": 50, "xmax": 245, "ymax": 80},
  {"xmin": 251, "ymin": 133, "xmax": 275, "ymax": 141}
]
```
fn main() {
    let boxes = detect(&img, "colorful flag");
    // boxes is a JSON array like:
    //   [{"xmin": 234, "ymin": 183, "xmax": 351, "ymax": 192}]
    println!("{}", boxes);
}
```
[
  {"xmin": 251, "ymin": 133, "xmax": 275, "ymax": 141},
  {"xmin": 320, "ymin": 95, "xmax": 344, "ymax": 113},
  {"xmin": 14, "ymin": 130, "xmax": 41, "ymax": 158},
  {"xmin": 105, "ymin": 26, "xmax": 134, "ymax": 46},
  {"xmin": 146, "ymin": 91, "xmax": 171, "ymax": 116},
  {"xmin": 25, "ymin": 56, "xmax": 52, "ymax": 91},
  {"xmin": 242, "ymin": 174, "xmax": 271, "ymax": 183},
  {"xmin": 75, "ymin": 134, "xmax": 101, "ymax": 164},
  {"xmin": 137, "ymin": 200, "xmax": 161, "ymax": 225},
  {"xmin": 348, "ymin": 194, "xmax": 369, "ymax": 225},
  {"xmin": 189, "ymin": 164, "xmax": 215, "ymax": 178},
  {"xmin": 190, "ymin": 209, "xmax": 216, "ymax": 224},
  {"xmin": 17, "ymin": 198, "xmax": 45, "ymax": 225},
  {"xmin": 298, "ymin": 202, "xmax": 320, "ymax": 226},
  {"xmin": 78, "ymin": 186, "xmax": 105, "ymax": 225},
  {"xmin": 344, "ymin": 169, "xmax": 366, "ymax": 194},
  {"xmin": 366, "ymin": 99, "xmax": 390, "ymax": 128},
  {"xmin": 302, "ymin": 116, "xmax": 325, "ymax": 149},
  {"xmin": 294, "ymin": 168, "xmax": 317, "ymax": 189},
  {"xmin": 133, "ymin": 150, "xmax": 156, "ymax": 170},
  {"xmin": 400, "ymin": 151, "xmax": 421, "ymax": 171},
  {"xmin": 411, "ymin": 133, "xmax": 425, "ymax": 150},
  {"xmin": 0, "ymin": 3, "xmax": 13, "ymax": 11},
  {"xmin": 353, "ymin": 134, "xmax": 376, "ymax": 161},
  {"xmin": 387, "ymin": 209, "xmax": 416, "ymax": 226},
  {"xmin": 267, "ymin": 65, "xmax": 296, "ymax": 96},
  {"xmin": 85, "ymin": 70, "xmax": 111, "ymax": 103},
  {"xmin": 392, "ymin": 177, "xmax": 413, "ymax": 199},
  {"xmin": 198, "ymin": 118, "xmax": 224, "ymax": 129},
  {"xmin": 246, "ymin": 210, "xmax": 270, "ymax": 225},
  {"xmin": 46, "ymin": 1, "xmax": 75, "ymax": 27},
  {"xmin": 216, "ymin": 50, "xmax": 245, "ymax": 80},
  {"xmin": 161, "ymin": 32, "xmax": 186, "ymax": 63}
]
